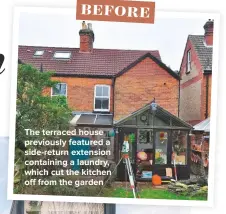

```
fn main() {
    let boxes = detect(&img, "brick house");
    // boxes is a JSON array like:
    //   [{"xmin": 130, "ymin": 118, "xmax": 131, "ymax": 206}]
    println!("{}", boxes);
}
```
[
  {"xmin": 179, "ymin": 19, "xmax": 213, "ymax": 126},
  {"xmin": 179, "ymin": 20, "xmax": 214, "ymax": 176},
  {"xmin": 18, "ymin": 22, "xmax": 192, "ymax": 181}
]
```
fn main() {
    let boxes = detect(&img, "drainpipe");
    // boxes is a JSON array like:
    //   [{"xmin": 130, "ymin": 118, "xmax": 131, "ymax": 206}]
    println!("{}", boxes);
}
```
[
  {"xmin": 205, "ymin": 75, "xmax": 209, "ymax": 119},
  {"xmin": 112, "ymin": 77, "xmax": 118, "ymax": 163},
  {"xmin": 178, "ymin": 78, "xmax": 181, "ymax": 118},
  {"xmin": 112, "ymin": 77, "xmax": 116, "ymax": 122}
]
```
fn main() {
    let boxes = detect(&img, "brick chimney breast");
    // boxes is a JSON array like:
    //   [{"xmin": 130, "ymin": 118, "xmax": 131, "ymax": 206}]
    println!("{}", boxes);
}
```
[
  {"xmin": 79, "ymin": 21, "xmax": 95, "ymax": 53},
  {"xmin": 203, "ymin": 19, "xmax": 214, "ymax": 46}
]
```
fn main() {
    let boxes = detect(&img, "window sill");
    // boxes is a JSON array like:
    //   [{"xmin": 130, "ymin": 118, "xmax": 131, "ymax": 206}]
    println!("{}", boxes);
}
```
[{"xmin": 93, "ymin": 110, "xmax": 111, "ymax": 114}]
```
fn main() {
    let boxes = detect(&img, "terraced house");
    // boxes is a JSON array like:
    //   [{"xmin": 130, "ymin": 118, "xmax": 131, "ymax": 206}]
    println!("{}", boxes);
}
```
[{"xmin": 18, "ymin": 21, "xmax": 194, "ymax": 182}]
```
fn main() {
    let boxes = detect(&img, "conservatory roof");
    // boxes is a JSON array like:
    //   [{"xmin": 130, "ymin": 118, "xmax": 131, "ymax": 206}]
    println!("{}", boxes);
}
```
[
  {"xmin": 193, "ymin": 117, "xmax": 210, "ymax": 132},
  {"xmin": 114, "ymin": 103, "xmax": 192, "ymax": 129},
  {"xmin": 70, "ymin": 112, "xmax": 113, "ymax": 126}
]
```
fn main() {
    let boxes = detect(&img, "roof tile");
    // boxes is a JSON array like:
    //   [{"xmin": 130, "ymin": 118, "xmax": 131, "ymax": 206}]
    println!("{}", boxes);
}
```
[
  {"xmin": 18, "ymin": 46, "xmax": 161, "ymax": 77},
  {"xmin": 189, "ymin": 35, "xmax": 213, "ymax": 71}
]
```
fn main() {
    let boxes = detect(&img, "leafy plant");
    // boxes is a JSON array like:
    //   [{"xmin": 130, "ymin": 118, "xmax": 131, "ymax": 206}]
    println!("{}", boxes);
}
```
[
  {"xmin": 155, "ymin": 157, "xmax": 165, "ymax": 164},
  {"xmin": 15, "ymin": 64, "xmax": 72, "ymax": 193}
]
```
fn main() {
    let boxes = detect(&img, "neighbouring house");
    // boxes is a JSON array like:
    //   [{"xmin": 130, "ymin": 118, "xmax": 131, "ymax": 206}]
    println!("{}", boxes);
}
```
[
  {"xmin": 18, "ymin": 21, "xmax": 192, "ymax": 181},
  {"xmin": 179, "ymin": 20, "xmax": 214, "ymax": 177},
  {"xmin": 179, "ymin": 19, "xmax": 213, "ymax": 126}
]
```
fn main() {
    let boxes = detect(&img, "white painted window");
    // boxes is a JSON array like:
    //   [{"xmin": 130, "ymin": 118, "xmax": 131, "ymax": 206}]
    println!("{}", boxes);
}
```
[
  {"xmin": 53, "ymin": 52, "xmax": 71, "ymax": 59},
  {"xmin": 94, "ymin": 85, "xmax": 110, "ymax": 111},
  {"xmin": 34, "ymin": 50, "xmax": 44, "ymax": 56},
  {"xmin": 186, "ymin": 50, "xmax": 191, "ymax": 73},
  {"xmin": 51, "ymin": 83, "xmax": 67, "ymax": 96}
]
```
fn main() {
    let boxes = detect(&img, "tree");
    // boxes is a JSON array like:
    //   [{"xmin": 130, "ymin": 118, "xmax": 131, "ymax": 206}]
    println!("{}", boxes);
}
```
[{"xmin": 14, "ymin": 64, "xmax": 72, "ymax": 192}]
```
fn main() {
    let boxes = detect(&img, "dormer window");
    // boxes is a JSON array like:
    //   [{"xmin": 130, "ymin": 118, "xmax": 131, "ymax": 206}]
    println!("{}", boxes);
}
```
[
  {"xmin": 51, "ymin": 83, "xmax": 67, "ymax": 97},
  {"xmin": 53, "ymin": 52, "xmax": 71, "ymax": 59},
  {"xmin": 94, "ymin": 85, "xmax": 110, "ymax": 112},
  {"xmin": 186, "ymin": 50, "xmax": 191, "ymax": 73},
  {"xmin": 34, "ymin": 50, "xmax": 44, "ymax": 56}
]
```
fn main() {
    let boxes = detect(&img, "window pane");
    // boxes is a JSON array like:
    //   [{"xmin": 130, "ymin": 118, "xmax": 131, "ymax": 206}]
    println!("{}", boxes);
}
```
[
  {"xmin": 61, "ymin": 84, "xmax": 66, "ymax": 95},
  {"xmin": 102, "ymin": 86, "xmax": 109, "ymax": 96},
  {"xmin": 34, "ymin": 50, "xmax": 44, "ymax": 56},
  {"xmin": 95, "ymin": 98, "xmax": 102, "ymax": 109},
  {"xmin": 95, "ymin": 86, "xmax": 102, "ymax": 96},
  {"xmin": 52, "ymin": 83, "xmax": 66, "ymax": 96},
  {"xmin": 123, "ymin": 133, "xmax": 136, "ymax": 164},
  {"xmin": 95, "ymin": 98, "xmax": 109, "ymax": 110},
  {"xmin": 155, "ymin": 131, "xmax": 168, "ymax": 165},
  {"xmin": 172, "ymin": 131, "xmax": 187, "ymax": 165},
  {"xmin": 101, "ymin": 98, "xmax": 109, "ymax": 109},
  {"xmin": 53, "ymin": 52, "xmax": 71, "ymax": 59},
  {"xmin": 136, "ymin": 130, "xmax": 154, "ymax": 179}
]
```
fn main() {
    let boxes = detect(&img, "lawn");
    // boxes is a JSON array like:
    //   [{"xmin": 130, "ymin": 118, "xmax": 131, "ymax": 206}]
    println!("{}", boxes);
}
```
[{"xmin": 102, "ymin": 187, "xmax": 207, "ymax": 200}]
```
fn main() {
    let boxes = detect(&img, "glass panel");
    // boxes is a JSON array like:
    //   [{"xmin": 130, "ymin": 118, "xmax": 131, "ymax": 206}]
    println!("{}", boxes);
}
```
[
  {"xmin": 172, "ymin": 130, "xmax": 187, "ymax": 165},
  {"xmin": 123, "ymin": 133, "xmax": 135, "ymax": 163},
  {"xmin": 34, "ymin": 50, "xmax": 44, "ymax": 56},
  {"xmin": 155, "ymin": 131, "xmax": 168, "ymax": 165},
  {"xmin": 61, "ymin": 84, "xmax": 66, "ymax": 95},
  {"xmin": 102, "ymin": 86, "xmax": 109, "ymax": 96},
  {"xmin": 95, "ymin": 86, "xmax": 102, "ymax": 96},
  {"xmin": 53, "ymin": 52, "xmax": 71, "ymax": 59},
  {"xmin": 136, "ymin": 129, "xmax": 154, "ymax": 179},
  {"xmin": 95, "ymin": 98, "xmax": 109, "ymax": 110},
  {"xmin": 52, "ymin": 83, "xmax": 66, "ymax": 96},
  {"xmin": 101, "ymin": 98, "xmax": 109, "ymax": 109},
  {"xmin": 95, "ymin": 98, "xmax": 101, "ymax": 109}
]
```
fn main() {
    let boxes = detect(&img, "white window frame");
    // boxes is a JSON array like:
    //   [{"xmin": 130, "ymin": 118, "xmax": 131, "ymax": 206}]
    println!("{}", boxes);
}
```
[
  {"xmin": 94, "ymin": 85, "xmax": 110, "ymax": 112},
  {"xmin": 186, "ymin": 49, "xmax": 191, "ymax": 73},
  {"xmin": 51, "ymin": 83, "xmax": 67, "ymax": 97}
]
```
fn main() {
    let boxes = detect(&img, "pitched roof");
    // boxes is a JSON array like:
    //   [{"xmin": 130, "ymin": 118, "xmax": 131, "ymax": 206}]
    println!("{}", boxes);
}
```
[
  {"xmin": 114, "ymin": 102, "xmax": 192, "ymax": 129},
  {"xmin": 18, "ymin": 46, "xmax": 162, "ymax": 78},
  {"xmin": 188, "ymin": 35, "xmax": 213, "ymax": 72}
]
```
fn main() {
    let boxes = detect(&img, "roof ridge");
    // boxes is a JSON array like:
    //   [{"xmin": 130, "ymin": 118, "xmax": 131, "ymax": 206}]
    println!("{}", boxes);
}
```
[{"xmin": 18, "ymin": 45, "xmax": 159, "ymax": 53}]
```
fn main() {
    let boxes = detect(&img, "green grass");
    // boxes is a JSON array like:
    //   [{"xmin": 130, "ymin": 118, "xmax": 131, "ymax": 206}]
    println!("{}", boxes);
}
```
[{"xmin": 102, "ymin": 187, "xmax": 207, "ymax": 201}]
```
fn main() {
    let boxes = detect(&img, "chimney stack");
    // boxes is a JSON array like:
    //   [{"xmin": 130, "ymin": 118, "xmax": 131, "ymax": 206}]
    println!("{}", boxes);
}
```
[
  {"xmin": 203, "ymin": 19, "xmax": 214, "ymax": 46},
  {"xmin": 79, "ymin": 21, "xmax": 94, "ymax": 53}
]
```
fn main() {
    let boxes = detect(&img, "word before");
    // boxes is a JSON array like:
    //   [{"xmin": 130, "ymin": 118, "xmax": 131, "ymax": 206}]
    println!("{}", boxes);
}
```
[
  {"xmin": 76, "ymin": 0, "xmax": 155, "ymax": 24},
  {"xmin": 82, "ymin": 4, "xmax": 150, "ymax": 18}
]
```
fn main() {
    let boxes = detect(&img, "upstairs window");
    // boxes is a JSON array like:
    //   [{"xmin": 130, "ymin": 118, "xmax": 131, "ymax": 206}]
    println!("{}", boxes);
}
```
[
  {"xmin": 94, "ymin": 85, "xmax": 110, "ymax": 111},
  {"xmin": 51, "ymin": 83, "xmax": 67, "ymax": 96},
  {"xmin": 53, "ymin": 52, "xmax": 71, "ymax": 59},
  {"xmin": 34, "ymin": 50, "xmax": 44, "ymax": 56},
  {"xmin": 186, "ymin": 50, "xmax": 191, "ymax": 73}
]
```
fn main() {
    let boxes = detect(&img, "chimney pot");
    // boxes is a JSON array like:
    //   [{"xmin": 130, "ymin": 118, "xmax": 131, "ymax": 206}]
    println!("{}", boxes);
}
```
[
  {"xmin": 203, "ymin": 19, "xmax": 214, "ymax": 46},
  {"xmin": 82, "ymin": 21, "xmax": 87, "ymax": 29},
  {"xmin": 87, "ymin": 23, "xmax": 92, "ymax": 30}
]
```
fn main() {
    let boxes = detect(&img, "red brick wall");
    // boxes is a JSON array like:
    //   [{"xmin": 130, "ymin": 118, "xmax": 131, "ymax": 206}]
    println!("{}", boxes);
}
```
[
  {"xmin": 45, "ymin": 77, "xmax": 113, "ymax": 112},
  {"xmin": 180, "ymin": 39, "xmax": 204, "ymax": 125},
  {"xmin": 80, "ymin": 34, "xmax": 93, "ymax": 52},
  {"xmin": 180, "ymin": 39, "xmax": 212, "ymax": 125},
  {"xmin": 201, "ymin": 74, "xmax": 212, "ymax": 119},
  {"xmin": 114, "ymin": 57, "xmax": 179, "ymax": 121}
]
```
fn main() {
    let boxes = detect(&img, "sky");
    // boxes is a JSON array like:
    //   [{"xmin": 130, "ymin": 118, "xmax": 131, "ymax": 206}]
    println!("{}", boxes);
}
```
[{"xmin": 18, "ymin": 11, "xmax": 208, "ymax": 71}]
